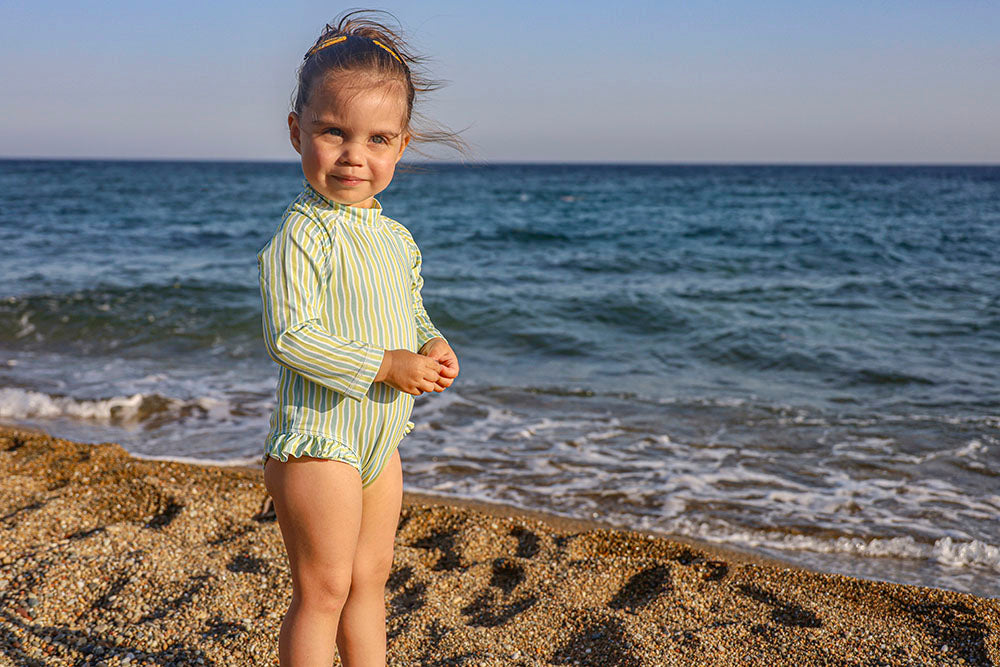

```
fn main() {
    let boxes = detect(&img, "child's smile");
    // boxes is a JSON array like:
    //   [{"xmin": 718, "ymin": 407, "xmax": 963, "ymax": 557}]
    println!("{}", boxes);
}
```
[{"xmin": 288, "ymin": 76, "xmax": 410, "ymax": 208}]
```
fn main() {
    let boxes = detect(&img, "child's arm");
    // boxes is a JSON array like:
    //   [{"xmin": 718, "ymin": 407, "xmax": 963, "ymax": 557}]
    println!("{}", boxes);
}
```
[
  {"xmin": 400, "ymin": 229, "xmax": 458, "ymax": 389},
  {"xmin": 411, "ymin": 253, "xmax": 448, "ymax": 351},
  {"xmin": 259, "ymin": 212, "xmax": 385, "ymax": 402}
]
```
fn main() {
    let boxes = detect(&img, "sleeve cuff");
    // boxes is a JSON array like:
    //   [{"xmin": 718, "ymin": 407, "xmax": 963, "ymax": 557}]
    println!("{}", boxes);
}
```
[
  {"xmin": 418, "ymin": 333, "xmax": 447, "ymax": 351},
  {"xmin": 343, "ymin": 345, "xmax": 386, "ymax": 401}
]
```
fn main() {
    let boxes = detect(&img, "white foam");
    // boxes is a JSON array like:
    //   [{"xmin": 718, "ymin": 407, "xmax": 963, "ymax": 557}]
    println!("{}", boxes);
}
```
[
  {"xmin": 954, "ymin": 439, "xmax": 988, "ymax": 458},
  {"xmin": 405, "ymin": 390, "xmax": 1000, "ymax": 579},
  {"xmin": 934, "ymin": 536, "xmax": 1000, "ymax": 568},
  {"xmin": 130, "ymin": 452, "xmax": 261, "ymax": 468},
  {"xmin": 15, "ymin": 313, "xmax": 36, "ymax": 339},
  {"xmin": 0, "ymin": 387, "xmax": 249, "ymax": 426},
  {"xmin": 0, "ymin": 387, "xmax": 145, "ymax": 421},
  {"xmin": 194, "ymin": 397, "xmax": 232, "ymax": 421},
  {"xmin": 663, "ymin": 517, "xmax": 1000, "ymax": 572}
]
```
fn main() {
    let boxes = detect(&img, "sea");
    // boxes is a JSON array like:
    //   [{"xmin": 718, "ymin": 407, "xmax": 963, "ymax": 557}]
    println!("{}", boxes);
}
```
[{"xmin": 1, "ymin": 159, "xmax": 998, "ymax": 598}]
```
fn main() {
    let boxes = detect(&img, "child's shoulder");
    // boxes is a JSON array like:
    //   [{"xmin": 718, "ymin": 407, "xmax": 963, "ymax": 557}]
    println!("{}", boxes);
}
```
[
  {"xmin": 284, "ymin": 186, "xmax": 328, "ymax": 222},
  {"xmin": 381, "ymin": 214, "xmax": 417, "ymax": 248},
  {"xmin": 274, "ymin": 189, "xmax": 337, "ymax": 240}
]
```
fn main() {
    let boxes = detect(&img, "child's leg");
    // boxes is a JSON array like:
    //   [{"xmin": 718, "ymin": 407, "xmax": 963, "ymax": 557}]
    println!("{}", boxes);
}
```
[
  {"xmin": 264, "ymin": 456, "xmax": 363, "ymax": 667},
  {"xmin": 335, "ymin": 449, "xmax": 403, "ymax": 667}
]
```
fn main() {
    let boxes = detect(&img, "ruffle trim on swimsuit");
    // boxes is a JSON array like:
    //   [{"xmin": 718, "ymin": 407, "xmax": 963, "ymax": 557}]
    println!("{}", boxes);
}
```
[
  {"xmin": 260, "ymin": 431, "xmax": 360, "ymax": 471},
  {"xmin": 403, "ymin": 420, "xmax": 414, "ymax": 436}
]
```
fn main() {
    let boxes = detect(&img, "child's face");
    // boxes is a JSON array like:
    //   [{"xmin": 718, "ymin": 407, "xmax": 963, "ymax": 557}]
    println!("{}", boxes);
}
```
[{"xmin": 288, "ymin": 74, "xmax": 410, "ymax": 208}]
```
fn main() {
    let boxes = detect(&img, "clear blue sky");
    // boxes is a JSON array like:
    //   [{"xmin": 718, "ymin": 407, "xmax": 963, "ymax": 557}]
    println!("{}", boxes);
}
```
[{"xmin": 2, "ymin": 1, "xmax": 998, "ymax": 163}]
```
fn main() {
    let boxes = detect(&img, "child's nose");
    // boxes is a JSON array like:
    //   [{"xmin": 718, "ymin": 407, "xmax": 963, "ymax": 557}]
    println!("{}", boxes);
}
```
[{"xmin": 337, "ymin": 142, "xmax": 364, "ymax": 165}]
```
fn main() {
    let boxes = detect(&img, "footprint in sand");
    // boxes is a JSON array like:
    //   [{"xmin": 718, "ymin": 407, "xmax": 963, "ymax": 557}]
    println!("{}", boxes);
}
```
[
  {"xmin": 226, "ymin": 553, "xmax": 268, "ymax": 575},
  {"xmin": 387, "ymin": 565, "xmax": 427, "ymax": 619},
  {"xmin": 461, "ymin": 558, "xmax": 536, "ymax": 627},
  {"xmin": 737, "ymin": 584, "xmax": 823, "ymax": 628},
  {"xmin": 553, "ymin": 617, "xmax": 641, "ymax": 667},
  {"xmin": 410, "ymin": 527, "xmax": 464, "ymax": 571},
  {"xmin": 510, "ymin": 526, "xmax": 541, "ymax": 558},
  {"xmin": 608, "ymin": 564, "xmax": 672, "ymax": 611}
]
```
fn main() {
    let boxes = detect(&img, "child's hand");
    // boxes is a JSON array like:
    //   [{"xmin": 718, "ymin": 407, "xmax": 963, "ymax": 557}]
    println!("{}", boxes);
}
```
[
  {"xmin": 376, "ymin": 349, "xmax": 445, "ymax": 396},
  {"xmin": 418, "ymin": 338, "xmax": 459, "ymax": 391}
]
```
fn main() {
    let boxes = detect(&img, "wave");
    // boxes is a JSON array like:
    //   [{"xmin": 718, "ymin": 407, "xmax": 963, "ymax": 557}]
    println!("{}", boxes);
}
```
[
  {"xmin": 130, "ymin": 452, "xmax": 262, "ymax": 468},
  {"xmin": 469, "ymin": 227, "xmax": 578, "ymax": 243},
  {"xmin": 465, "ymin": 219, "xmax": 628, "ymax": 244},
  {"xmin": 0, "ymin": 282, "xmax": 261, "ymax": 354},
  {"xmin": 0, "ymin": 387, "xmax": 245, "ymax": 425},
  {"xmin": 664, "ymin": 517, "xmax": 1000, "ymax": 573}
]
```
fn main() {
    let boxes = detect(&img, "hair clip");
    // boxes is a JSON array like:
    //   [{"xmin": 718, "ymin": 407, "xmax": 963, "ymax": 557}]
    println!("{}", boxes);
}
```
[
  {"xmin": 305, "ymin": 35, "xmax": 403, "ymax": 64},
  {"xmin": 305, "ymin": 36, "xmax": 347, "ymax": 58},
  {"xmin": 371, "ymin": 39, "xmax": 403, "ymax": 64}
]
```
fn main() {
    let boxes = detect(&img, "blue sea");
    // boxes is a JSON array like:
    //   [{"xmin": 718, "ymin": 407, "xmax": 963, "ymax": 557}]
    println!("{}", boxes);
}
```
[{"xmin": 1, "ymin": 159, "xmax": 998, "ymax": 597}]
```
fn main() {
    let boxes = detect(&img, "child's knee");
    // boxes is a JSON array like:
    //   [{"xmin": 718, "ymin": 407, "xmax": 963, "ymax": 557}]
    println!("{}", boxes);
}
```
[
  {"xmin": 296, "ymin": 568, "xmax": 353, "ymax": 613},
  {"xmin": 353, "ymin": 547, "xmax": 395, "ymax": 589}
]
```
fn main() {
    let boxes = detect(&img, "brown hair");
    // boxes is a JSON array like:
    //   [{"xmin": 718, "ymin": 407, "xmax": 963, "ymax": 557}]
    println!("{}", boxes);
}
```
[{"xmin": 293, "ymin": 9, "xmax": 465, "ymax": 155}]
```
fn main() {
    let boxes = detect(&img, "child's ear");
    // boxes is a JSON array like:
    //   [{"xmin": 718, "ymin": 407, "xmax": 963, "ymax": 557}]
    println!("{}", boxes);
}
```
[
  {"xmin": 395, "ymin": 133, "xmax": 411, "ymax": 163},
  {"xmin": 288, "ymin": 112, "xmax": 302, "ymax": 155}
]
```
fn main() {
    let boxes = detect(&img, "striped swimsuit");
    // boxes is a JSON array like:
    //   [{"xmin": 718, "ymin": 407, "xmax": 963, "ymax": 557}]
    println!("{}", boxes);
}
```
[{"xmin": 257, "ymin": 183, "xmax": 445, "ymax": 486}]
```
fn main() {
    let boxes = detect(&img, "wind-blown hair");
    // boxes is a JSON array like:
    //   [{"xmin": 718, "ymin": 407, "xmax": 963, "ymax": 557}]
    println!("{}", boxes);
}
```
[{"xmin": 293, "ymin": 9, "xmax": 465, "ymax": 155}]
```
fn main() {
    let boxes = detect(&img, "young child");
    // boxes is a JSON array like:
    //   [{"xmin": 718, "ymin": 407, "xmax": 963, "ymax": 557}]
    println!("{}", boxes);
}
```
[{"xmin": 258, "ymin": 11, "xmax": 460, "ymax": 665}]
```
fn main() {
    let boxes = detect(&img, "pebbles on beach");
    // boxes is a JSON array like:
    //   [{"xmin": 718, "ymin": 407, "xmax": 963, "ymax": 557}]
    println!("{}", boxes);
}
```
[{"xmin": 1, "ymin": 426, "xmax": 997, "ymax": 666}]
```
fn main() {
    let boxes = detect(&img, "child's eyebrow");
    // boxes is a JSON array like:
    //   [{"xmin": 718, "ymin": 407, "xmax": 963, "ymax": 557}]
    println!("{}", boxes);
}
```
[{"xmin": 306, "ymin": 114, "xmax": 339, "ymax": 125}]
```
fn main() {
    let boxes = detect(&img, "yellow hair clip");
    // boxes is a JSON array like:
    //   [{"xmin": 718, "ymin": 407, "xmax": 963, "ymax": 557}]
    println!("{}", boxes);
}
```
[
  {"xmin": 305, "ymin": 35, "xmax": 404, "ymax": 65},
  {"xmin": 371, "ymin": 39, "xmax": 403, "ymax": 64},
  {"xmin": 306, "ymin": 35, "xmax": 347, "ymax": 57}
]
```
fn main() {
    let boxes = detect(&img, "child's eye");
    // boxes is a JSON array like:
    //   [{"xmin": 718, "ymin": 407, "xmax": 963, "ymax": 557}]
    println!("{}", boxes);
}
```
[
  {"xmin": 325, "ymin": 128, "xmax": 343, "ymax": 137},
  {"xmin": 371, "ymin": 135, "xmax": 388, "ymax": 145}
]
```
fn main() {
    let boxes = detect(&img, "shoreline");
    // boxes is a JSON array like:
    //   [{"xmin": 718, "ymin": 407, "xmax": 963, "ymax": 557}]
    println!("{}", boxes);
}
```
[
  {"xmin": 236, "ymin": 454, "xmax": 796, "ymax": 573},
  {"xmin": 2, "ymin": 426, "xmax": 997, "ymax": 665},
  {"xmin": 397, "ymin": 490, "xmax": 799, "ymax": 573}
]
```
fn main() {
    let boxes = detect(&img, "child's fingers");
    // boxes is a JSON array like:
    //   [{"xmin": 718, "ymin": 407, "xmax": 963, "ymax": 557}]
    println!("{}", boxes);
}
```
[
  {"xmin": 398, "ymin": 355, "xmax": 449, "ymax": 394},
  {"xmin": 419, "ymin": 363, "xmax": 444, "ymax": 385},
  {"xmin": 425, "ymin": 361, "xmax": 445, "ymax": 377},
  {"xmin": 416, "ymin": 378, "xmax": 440, "ymax": 394},
  {"xmin": 434, "ymin": 363, "xmax": 454, "ymax": 382},
  {"xmin": 412, "ymin": 355, "xmax": 442, "ymax": 373}
]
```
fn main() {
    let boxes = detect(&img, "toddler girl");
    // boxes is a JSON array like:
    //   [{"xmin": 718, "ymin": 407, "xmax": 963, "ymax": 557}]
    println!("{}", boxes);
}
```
[{"xmin": 258, "ymin": 10, "xmax": 460, "ymax": 665}]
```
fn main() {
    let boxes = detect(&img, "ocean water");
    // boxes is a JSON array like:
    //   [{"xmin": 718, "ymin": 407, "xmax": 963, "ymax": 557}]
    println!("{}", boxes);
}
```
[{"xmin": 2, "ymin": 159, "xmax": 998, "ymax": 597}]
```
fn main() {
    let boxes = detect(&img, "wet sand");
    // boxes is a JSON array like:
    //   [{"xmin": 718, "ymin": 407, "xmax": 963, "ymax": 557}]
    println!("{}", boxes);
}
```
[{"xmin": 1, "ymin": 426, "xmax": 997, "ymax": 666}]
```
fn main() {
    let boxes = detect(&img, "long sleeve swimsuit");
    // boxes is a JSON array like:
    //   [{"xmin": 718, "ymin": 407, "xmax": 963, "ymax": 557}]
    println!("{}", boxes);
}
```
[{"xmin": 258, "ymin": 183, "xmax": 445, "ymax": 486}]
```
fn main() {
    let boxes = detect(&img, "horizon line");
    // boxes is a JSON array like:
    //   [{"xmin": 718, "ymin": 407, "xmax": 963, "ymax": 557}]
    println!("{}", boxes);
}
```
[{"xmin": 2, "ymin": 156, "xmax": 999, "ymax": 168}]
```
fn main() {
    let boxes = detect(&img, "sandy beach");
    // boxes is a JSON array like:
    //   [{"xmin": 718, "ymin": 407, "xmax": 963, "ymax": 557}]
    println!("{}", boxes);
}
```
[{"xmin": 1, "ymin": 426, "xmax": 997, "ymax": 666}]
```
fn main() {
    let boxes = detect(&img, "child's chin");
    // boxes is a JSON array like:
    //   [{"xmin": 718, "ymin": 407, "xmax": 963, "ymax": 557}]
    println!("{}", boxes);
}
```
[
  {"xmin": 315, "ymin": 185, "xmax": 374, "ymax": 208},
  {"xmin": 339, "ymin": 196, "xmax": 376, "ymax": 208}
]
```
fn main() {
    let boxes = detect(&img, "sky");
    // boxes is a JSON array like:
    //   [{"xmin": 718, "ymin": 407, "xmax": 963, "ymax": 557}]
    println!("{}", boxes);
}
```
[{"xmin": 1, "ymin": 1, "xmax": 998, "ymax": 163}]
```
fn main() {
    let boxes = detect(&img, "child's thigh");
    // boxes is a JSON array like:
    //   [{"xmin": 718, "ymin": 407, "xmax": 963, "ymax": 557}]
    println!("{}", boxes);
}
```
[
  {"xmin": 264, "ymin": 456, "xmax": 363, "ymax": 587},
  {"xmin": 353, "ymin": 450, "xmax": 403, "ymax": 581}
]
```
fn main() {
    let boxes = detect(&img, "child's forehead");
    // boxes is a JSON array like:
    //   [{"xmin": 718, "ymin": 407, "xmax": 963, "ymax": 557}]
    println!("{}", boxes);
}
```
[
  {"xmin": 318, "ymin": 72, "xmax": 406, "ymax": 103},
  {"xmin": 306, "ymin": 75, "xmax": 408, "ymax": 120}
]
